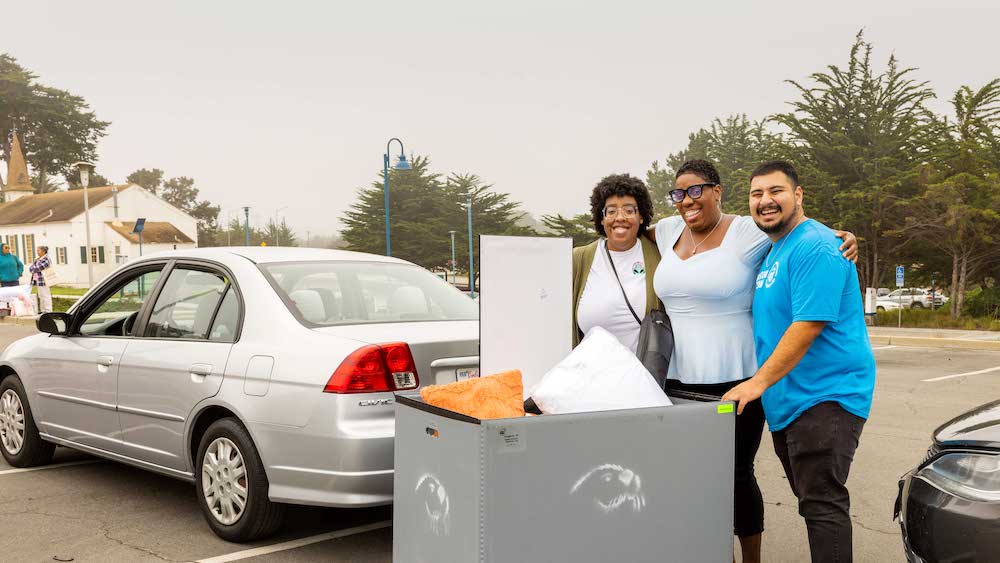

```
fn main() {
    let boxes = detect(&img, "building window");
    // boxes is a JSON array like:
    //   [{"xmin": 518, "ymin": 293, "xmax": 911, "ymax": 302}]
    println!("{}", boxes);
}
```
[
  {"xmin": 24, "ymin": 234, "xmax": 35, "ymax": 264},
  {"xmin": 9, "ymin": 235, "xmax": 19, "ymax": 258},
  {"xmin": 89, "ymin": 247, "xmax": 106, "ymax": 264},
  {"xmin": 56, "ymin": 247, "xmax": 67, "ymax": 265}
]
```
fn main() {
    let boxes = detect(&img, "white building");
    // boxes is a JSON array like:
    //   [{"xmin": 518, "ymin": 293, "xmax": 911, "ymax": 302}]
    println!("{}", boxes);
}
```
[{"xmin": 0, "ymin": 136, "xmax": 198, "ymax": 287}]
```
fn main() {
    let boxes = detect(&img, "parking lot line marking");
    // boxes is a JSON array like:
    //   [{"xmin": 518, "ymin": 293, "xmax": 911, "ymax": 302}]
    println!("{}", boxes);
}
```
[
  {"xmin": 195, "ymin": 520, "xmax": 391, "ymax": 563},
  {"xmin": 872, "ymin": 345, "xmax": 896, "ymax": 350},
  {"xmin": 0, "ymin": 459, "xmax": 103, "ymax": 476},
  {"xmin": 923, "ymin": 365, "xmax": 1000, "ymax": 383}
]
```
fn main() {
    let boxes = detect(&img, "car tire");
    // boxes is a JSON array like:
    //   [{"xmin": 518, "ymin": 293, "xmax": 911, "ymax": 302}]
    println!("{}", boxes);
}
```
[
  {"xmin": 911, "ymin": 302, "xmax": 924, "ymax": 309},
  {"xmin": 195, "ymin": 418, "xmax": 284, "ymax": 542},
  {"xmin": 876, "ymin": 306, "xmax": 885, "ymax": 312},
  {"xmin": 0, "ymin": 374, "xmax": 55, "ymax": 467}
]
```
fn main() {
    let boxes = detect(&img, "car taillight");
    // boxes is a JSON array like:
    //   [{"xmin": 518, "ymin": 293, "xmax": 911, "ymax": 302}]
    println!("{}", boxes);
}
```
[{"xmin": 324, "ymin": 342, "xmax": 419, "ymax": 394}]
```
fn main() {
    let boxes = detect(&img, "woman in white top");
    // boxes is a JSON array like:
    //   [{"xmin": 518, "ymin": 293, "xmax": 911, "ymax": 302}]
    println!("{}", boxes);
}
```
[
  {"xmin": 649, "ymin": 159, "xmax": 857, "ymax": 563},
  {"xmin": 572, "ymin": 174, "xmax": 661, "ymax": 353}
]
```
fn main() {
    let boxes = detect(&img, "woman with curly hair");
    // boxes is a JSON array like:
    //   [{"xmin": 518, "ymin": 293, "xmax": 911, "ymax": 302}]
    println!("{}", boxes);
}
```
[{"xmin": 571, "ymin": 173, "xmax": 659, "ymax": 352}]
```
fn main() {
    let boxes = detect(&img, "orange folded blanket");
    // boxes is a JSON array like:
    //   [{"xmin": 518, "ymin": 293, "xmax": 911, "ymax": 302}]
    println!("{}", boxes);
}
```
[{"xmin": 420, "ymin": 370, "xmax": 525, "ymax": 420}]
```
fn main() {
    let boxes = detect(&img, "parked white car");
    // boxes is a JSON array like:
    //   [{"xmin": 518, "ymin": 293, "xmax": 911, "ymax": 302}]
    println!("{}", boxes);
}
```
[
  {"xmin": 883, "ymin": 288, "xmax": 945, "ymax": 309},
  {"xmin": 0, "ymin": 247, "xmax": 479, "ymax": 541}
]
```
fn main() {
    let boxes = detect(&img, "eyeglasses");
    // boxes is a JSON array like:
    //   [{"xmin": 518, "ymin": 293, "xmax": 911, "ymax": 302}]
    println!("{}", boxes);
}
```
[
  {"xmin": 603, "ymin": 205, "xmax": 639, "ymax": 219},
  {"xmin": 669, "ymin": 183, "xmax": 717, "ymax": 203}
]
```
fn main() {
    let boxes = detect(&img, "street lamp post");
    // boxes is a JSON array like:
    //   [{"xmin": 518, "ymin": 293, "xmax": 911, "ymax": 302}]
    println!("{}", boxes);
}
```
[
  {"xmin": 71, "ymin": 161, "xmax": 95, "ymax": 288},
  {"xmin": 243, "ymin": 207, "xmax": 251, "ymax": 246},
  {"xmin": 448, "ymin": 230, "xmax": 457, "ymax": 285},
  {"xmin": 467, "ymin": 192, "xmax": 475, "ymax": 299},
  {"xmin": 383, "ymin": 137, "xmax": 412, "ymax": 256}
]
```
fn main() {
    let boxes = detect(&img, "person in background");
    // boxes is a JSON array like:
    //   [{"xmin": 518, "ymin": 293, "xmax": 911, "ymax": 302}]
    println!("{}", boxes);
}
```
[
  {"xmin": 648, "ymin": 159, "xmax": 858, "ymax": 563},
  {"xmin": 572, "ymin": 173, "xmax": 660, "ymax": 352},
  {"xmin": 30, "ymin": 245, "xmax": 53, "ymax": 314},
  {"xmin": 0, "ymin": 244, "xmax": 24, "ymax": 288},
  {"xmin": 723, "ymin": 160, "xmax": 875, "ymax": 563}
]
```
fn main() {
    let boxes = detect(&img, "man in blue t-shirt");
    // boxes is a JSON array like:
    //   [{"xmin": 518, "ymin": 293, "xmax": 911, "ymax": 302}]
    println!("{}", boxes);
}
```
[{"xmin": 723, "ymin": 160, "xmax": 875, "ymax": 563}]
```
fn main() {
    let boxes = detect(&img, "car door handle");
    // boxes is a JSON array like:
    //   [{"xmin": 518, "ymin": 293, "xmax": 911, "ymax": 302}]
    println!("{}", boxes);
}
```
[
  {"xmin": 190, "ymin": 364, "xmax": 213, "ymax": 379},
  {"xmin": 97, "ymin": 356, "xmax": 114, "ymax": 368}
]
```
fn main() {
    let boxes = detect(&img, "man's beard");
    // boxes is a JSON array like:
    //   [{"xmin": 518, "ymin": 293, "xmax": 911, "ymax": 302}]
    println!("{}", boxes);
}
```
[{"xmin": 754, "ymin": 203, "xmax": 801, "ymax": 235}]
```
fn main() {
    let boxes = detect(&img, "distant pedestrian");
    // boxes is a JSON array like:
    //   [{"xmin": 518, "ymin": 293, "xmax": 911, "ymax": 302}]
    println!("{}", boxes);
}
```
[
  {"xmin": 723, "ymin": 160, "xmax": 875, "ymax": 563},
  {"xmin": 0, "ymin": 244, "xmax": 24, "ymax": 287},
  {"xmin": 30, "ymin": 245, "xmax": 53, "ymax": 313}
]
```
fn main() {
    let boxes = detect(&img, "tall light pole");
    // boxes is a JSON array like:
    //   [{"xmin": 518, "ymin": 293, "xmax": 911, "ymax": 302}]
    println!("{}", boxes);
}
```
[
  {"xmin": 383, "ymin": 137, "xmax": 412, "ymax": 256},
  {"xmin": 71, "ymin": 161, "xmax": 95, "ymax": 287},
  {"xmin": 274, "ymin": 206, "xmax": 288, "ymax": 246},
  {"xmin": 243, "ymin": 207, "xmax": 251, "ymax": 246},
  {"xmin": 467, "ymin": 191, "xmax": 475, "ymax": 298},
  {"xmin": 448, "ymin": 230, "xmax": 457, "ymax": 285}
]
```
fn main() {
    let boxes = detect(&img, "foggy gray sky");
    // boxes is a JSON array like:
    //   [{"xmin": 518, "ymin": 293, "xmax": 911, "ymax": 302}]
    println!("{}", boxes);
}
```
[{"xmin": 5, "ymin": 1, "xmax": 998, "ymax": 236}]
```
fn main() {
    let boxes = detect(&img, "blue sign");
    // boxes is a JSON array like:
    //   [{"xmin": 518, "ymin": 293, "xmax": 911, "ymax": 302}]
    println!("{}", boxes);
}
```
[{"xmin": 895, "ymin": 266, "xmax": 904, "ymax": 288}]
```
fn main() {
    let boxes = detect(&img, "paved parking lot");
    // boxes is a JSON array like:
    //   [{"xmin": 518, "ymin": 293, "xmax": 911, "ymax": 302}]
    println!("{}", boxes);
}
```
[{"xmin": 2, "ymin": 324, "xmax": 998, "ymax": 562}]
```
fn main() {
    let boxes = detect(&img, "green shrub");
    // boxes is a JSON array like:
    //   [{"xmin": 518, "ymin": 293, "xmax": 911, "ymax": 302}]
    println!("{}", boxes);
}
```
[{"xmin": 963, "ymin": 286, "xmax": 1000, "ymax": 319}]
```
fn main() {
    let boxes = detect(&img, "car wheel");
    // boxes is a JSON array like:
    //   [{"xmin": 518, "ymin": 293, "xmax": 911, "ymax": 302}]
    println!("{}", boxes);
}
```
[
  {"xmin": 195, "ymin": 418, "xmax": 284, "ymax": 542},
  {"xmin": 876, "ymin": 306, "xmax": 885, "ymax": 312},
  {"xmin": 0, "ymin": 374, "xmax": 55, "ymax": 467},
  {"xmin": 911, "ymin": 302, "xmax": 924, "ymax": 309}
]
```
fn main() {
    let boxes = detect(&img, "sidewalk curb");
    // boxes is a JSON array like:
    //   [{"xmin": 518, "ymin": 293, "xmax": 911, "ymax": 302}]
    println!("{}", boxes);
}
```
[
  {"xmin": 871, "ymin": 335, "xmax": 1000, "ymax": 351},
  {"xmin": 0, "ymin": 316, "xmax": 38, "ymax": 327}
]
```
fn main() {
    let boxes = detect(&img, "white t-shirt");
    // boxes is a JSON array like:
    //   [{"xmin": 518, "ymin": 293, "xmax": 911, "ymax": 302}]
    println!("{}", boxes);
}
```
[
  {"xmin": 577, "ymin": 239, "xmax": 648, "ymax": 353},
  {"xmin": 652, "ymin": 215, "xmax": 770, "ymax": 384}
]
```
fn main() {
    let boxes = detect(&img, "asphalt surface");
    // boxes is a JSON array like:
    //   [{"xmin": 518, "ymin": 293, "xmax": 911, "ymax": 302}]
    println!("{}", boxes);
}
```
[{"xmin": 1, "ymin": 325, "xmax": 998, "ymax": 562}]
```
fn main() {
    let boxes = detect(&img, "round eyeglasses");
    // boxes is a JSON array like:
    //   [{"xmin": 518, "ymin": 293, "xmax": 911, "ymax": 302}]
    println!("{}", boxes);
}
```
[
  {"xmin": 603, "ymin": 205, "xmax": 639, "ymax": 219},
  {"xmin": 669, "ymin": 183, "xmax": 717, "ymax": 204}
]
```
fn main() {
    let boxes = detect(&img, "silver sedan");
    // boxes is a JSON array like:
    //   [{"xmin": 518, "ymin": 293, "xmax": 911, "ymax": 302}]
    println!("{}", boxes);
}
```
[{"xmin": 0, "ymin": 247, "xmax": 479, "ymax": 541}]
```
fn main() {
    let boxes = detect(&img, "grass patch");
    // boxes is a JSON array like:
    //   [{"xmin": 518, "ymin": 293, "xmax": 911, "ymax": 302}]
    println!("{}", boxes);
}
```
[
  {"xmin": 874, "ymin": 307, "xmax": 1000, "ymax": 331},
  {"xmin": 53, "ymin": 297, "xmax": 75, "ymax": 313},
  {"xmin": 50, "ymin": 285, "xmax": 88, "ymax": 296}
]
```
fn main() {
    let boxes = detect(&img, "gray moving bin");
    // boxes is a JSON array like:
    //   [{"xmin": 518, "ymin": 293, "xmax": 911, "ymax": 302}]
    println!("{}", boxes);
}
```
[{"xmin": 393, "ymin": 393, "xmax": 734, "ymax": 563}]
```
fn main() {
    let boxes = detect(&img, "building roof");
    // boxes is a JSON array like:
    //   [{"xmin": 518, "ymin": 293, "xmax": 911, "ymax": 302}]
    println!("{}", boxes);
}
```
[
  {"xmin": 4, "ymin": 135, "xmax": 33, "ymax": 193},
  {"xmin": 107, "ymin": 221, "xmax": 195, "ymax": 244},
  {"xmin": 0, "ymin": 185, "xmax": 131, "ymax": 224}
]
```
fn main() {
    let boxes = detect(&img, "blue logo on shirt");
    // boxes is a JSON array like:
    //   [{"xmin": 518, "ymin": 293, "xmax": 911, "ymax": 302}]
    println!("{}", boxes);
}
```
[{"xmin": 632, "ymin": 262, "xmax": 645, "ymax": 276}]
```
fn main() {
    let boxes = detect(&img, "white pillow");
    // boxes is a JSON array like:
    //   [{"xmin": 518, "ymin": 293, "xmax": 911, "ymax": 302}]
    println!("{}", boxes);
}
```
[{"xmin": 529, "ymin": 326, "xmax": 672, "ymax": 414}]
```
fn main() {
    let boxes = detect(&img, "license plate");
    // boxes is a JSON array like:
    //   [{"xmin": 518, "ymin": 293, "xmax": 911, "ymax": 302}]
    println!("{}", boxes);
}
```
[{"xmin": 456, "ymin": 368, "xmax": 480, "ymax": 381}]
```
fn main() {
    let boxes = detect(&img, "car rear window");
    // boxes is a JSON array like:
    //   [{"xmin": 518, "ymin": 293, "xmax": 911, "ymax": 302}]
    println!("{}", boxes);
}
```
[{"xmin": 260, "ymin": 261, "xmax": 478, "ymax": 326}]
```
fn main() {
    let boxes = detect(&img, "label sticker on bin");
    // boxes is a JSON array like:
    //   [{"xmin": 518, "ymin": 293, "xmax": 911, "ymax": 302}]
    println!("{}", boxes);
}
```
[
  {"xmin": 717, "ymin": 404, "xmax": 734, "ymax": 414},
  {"xmin": 493, "ymin": 425, "xmax": 526, "ymax": 453}
]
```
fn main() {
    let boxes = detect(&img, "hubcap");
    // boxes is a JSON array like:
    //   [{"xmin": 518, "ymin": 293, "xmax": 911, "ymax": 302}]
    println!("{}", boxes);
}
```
[
  {"xmin": 0, "ymin": 389, "xmax": 25, "ymax": 456},
  {"xmin": 202, "ymin": 437, "xmax": 248, "ymax": 525}
]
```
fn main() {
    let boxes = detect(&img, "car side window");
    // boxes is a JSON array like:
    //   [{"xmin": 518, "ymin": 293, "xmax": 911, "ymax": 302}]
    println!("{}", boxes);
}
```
[
  {"xmin": 145, "ymin": 268, "xmax": 228, "ymax": 339},
  {"xmin": 208, "ymin": 287, "xmax": 239, "ymax": 343},
  {"xmin": 80, "ymin": 270, "xmax": 162, "ymax": 336}
]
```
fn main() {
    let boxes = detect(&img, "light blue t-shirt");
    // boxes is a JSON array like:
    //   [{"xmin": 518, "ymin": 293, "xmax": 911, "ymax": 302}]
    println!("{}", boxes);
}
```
[{"xmin": 752, "ymin": 219, "xmax": 876, "ymax": 432}]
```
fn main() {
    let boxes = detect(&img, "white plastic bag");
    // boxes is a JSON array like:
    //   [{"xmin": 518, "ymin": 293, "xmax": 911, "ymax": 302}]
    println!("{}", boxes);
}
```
[{"xmin": 529, "ymin": 326, "xmax": 672, "ymax": 414}]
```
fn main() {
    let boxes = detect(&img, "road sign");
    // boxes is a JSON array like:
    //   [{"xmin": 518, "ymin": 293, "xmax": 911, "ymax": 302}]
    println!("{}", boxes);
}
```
[{"xmin": 896, "ymin": 266, "xmax": 904, "ymax": 288}]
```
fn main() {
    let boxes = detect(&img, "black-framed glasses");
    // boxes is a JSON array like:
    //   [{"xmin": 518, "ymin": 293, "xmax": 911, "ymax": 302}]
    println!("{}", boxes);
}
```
[
  {"xmin": 603, "ymin": 204, "xmax": 639, "ymax": 219},
  {"xmin": 669, "ymin": 183, "xmax": 717, "ymax": 203}
]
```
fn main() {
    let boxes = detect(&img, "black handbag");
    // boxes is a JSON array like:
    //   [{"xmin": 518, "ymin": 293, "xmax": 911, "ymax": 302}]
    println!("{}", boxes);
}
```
[{"xmin": 604, "ymin": 243, "xmax": 675, "ymax": 390}]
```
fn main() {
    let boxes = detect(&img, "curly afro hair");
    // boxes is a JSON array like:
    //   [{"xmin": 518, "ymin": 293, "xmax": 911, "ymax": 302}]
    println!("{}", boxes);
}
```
[
  {"xmin": 589, "ymin": 174, "xmax": 654, "ymax": 237},
  {"xmin": 675, "ymin": 159, "xmax": 721, "ymax": 185}
]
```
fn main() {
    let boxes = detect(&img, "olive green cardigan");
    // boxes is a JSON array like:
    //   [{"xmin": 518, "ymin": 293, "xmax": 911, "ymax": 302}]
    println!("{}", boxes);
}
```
[{"xmin": 571, "ymin": 235, "xmax": 663, "ymax": 347}]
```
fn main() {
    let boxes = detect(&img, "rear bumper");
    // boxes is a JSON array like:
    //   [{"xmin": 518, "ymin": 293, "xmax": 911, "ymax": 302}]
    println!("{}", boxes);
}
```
[
  {"xmin": 896, "ymin": 471, "xmax": 1000, "ymax": 562},
  {"xmin": 250, "ymin": 415, "xmax": 395, "ymax": 507}
]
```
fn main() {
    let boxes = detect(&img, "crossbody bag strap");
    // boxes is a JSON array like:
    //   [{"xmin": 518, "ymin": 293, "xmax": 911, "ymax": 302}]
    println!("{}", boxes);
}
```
[{"xmin": 604, "ymin": 240, "xmax": 642, "ymax": 326}]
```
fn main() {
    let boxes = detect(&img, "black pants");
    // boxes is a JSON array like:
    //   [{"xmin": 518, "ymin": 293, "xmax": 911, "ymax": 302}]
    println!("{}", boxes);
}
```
[
  {"xmin": 0, "ymin": 281, "xmax": 19, "ymax": 287},
  {"xmin": 666, "ymin": 378, "xmax": 765, "ymax": 538},
  {"xmin": 772, "ymin": 401, "xmax": 865, "ymax": 563}
]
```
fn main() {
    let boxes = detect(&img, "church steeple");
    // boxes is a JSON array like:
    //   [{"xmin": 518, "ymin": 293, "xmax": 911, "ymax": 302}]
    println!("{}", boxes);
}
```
[{"xmin": 4, "ymin": 132, "xmax": 34, "ymax": 202}]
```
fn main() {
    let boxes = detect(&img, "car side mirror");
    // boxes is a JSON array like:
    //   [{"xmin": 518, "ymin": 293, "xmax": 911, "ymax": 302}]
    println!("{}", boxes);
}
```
[{"xmin": 37, "ymin": 312, "xmax": 72, "ymax": 335}]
